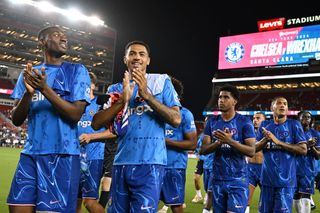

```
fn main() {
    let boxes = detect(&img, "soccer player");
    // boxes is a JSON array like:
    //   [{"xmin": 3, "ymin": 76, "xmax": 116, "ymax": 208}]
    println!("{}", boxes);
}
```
[
  {"xmin": 256, "ymin": 96, "xmax": 307, "ymax": 213},
  {"xmin": 76, "ymin": 72, "xmax": 115, "ymax": 213},
  {"xmin": 202, "ymin": 150, "xmax": 214, "ymax": 213},
  {"xmin": 7, "ymin": 26, "xmax": 91, "ymax": 213},
  {"xmin": 98, "ymin": 137, "xmax": 117, "ymax": 208},
  {"xmin": 191, "ymin": 132, "xmax": 205, "ymax": 204},
  {"xmin": 246, "ymin": 112, "xmax": 266, "ymax": 213},
  {"xmin": 200, "ymin": 85, "xmax": 256, "ymax": 213},
  {"xmin": 158, "ymin": 76, "xmax": 197, "ymax": 213},
  {"xmin": 293, "ymin": 111, "xmax": 320, "ymax": 213},
  {"xmin": 92, "ymin": 40, "xmax": 181, "ymax": 212}
]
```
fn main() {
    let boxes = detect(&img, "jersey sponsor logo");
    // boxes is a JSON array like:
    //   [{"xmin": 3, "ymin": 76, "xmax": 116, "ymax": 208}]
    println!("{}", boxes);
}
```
[
  {"xmin": 128, "ymin": 104, "xmax": 153, "ymax": 115},
  {"xmin": 266, "ymin": 142, "xmax": 282, "ymax": 150},
  {"xmin": 165, "ymin": 129, "xmax": 174, "ymax": 136},
  {"xmin": 31, "ymin": 92, "xmax": 45, "ymax": 102},
  {"xmin": 78, "ymin": 120, "xmax": 91, "ymax": 128},
  {"xmin": 221, "ymin": 144, "xmax": 231, "ymax": 148}
]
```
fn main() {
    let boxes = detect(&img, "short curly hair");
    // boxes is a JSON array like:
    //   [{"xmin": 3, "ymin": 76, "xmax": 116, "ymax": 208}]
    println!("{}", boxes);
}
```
[{"xmin": 170, "ymin": 75, "xmax": 184, "ymax": 98}]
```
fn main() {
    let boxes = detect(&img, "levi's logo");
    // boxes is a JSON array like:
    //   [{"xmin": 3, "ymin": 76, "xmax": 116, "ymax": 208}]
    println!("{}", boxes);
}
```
[{"xmin": 257, "ymin": 18, "xmax": 285, "ymax": 32}]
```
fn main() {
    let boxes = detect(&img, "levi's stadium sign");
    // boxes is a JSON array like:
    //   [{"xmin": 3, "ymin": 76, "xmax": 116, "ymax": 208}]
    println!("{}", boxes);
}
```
[
  {"xmin": 258, "ymin": 18, "xmax": 285, "ymax": 32},
  {"xmin": 218, "ymin": 24, "xmax": 320, "ymax": 70},
  {"xmin": 287, "ymin": 15, "xmax": 320, "ymax": 26}
]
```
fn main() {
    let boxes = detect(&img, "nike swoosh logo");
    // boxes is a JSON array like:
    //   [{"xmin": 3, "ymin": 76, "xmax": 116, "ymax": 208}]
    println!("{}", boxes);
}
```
[
  {"xmin": 235, "ymin": 205, "xmax": 243, "ymax": 208},
  {"xmin": 50, "ymin": 200, "xmax": 61, "ymax": 204},
  {"xmin": 56, "ymin": 79, "xmax": 64, "ymax": 85},
  {"xmin": 141, "ymin": 205, "xmax": 152, "ymax": 210}
]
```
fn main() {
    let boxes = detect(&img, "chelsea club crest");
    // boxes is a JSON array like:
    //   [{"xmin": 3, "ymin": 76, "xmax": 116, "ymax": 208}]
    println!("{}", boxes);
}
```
[{"xmin": 224, "ymin": 42, "xmax": 244, "ymax": 63}]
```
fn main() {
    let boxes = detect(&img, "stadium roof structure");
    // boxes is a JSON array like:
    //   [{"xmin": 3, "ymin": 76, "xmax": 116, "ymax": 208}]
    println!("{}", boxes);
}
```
[{"xmin": 0, "ymin": 0, "xmax": 116, "ymax": 94}]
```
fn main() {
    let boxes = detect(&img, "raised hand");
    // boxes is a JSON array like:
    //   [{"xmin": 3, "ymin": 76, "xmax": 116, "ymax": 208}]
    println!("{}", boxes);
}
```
[
  {"xmin": 262, "ymin": 127, "xmax": 280, "ymax": 144},
  {"xmin": 23, "ymin": 63, "xmax": 35, "ymax": 94},
  {"xmin": 121, "ymin": 71, "xmax": 134, "ymax": 103},
  {"xmin": 24, "ymin": 64, "xmax": 47, "ymax": 92},
  {"xmin": 307, "ymin": 137, "xmax": 317, "ymax": 147},
  {"xmin": 132, "ymin": 68, "xmax": 149, "ymax": 100},
  {"xmin": 79, "ymin": 133, "xmax": 91, "ymax": 144},
  {"xmin": 213, "ymin": 128, "xmax": 233, "ymax": 144}
]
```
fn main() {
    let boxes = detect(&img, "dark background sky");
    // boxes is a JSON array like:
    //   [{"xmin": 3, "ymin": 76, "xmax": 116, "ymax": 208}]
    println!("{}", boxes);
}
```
[{"xmin": 56, "ymin": 1, "xmax": 317, "ymax": 120}]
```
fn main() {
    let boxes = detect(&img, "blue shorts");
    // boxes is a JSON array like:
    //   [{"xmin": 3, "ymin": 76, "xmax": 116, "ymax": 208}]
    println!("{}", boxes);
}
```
[
  {"xmin": 203, "ymin": 169, "xmax": 213, "ymax": 192},
  {"xmin": 248, "ymin": 163, "xmax": 262, "ymax": 187},
  {"xmin": 107, "ymin": 164, "xmax": 165, "ymax": 213},
  {"xmin": 296, "ymin": 174, "xmax": 315, "ymax": 195},
  {"xmin": 212, "ymin": 178, "xmax": 249, "ymax": 213},
  {"xmin": 7, "ymin": 153, "xmax": 80, "ymax": 213},
  {"xmin": 160, "ymin": 169, "xmax": 186, "ymax": 205},
  {"xmin": 259, "ymin": 185, "xmax": 295, "ymax": 213},
  {"xmin": 78, "ymin": 159, "xmax": 104, "ymax": 199}
]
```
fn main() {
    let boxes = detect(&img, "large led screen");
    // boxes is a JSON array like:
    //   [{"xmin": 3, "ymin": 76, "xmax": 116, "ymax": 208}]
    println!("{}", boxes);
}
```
[{"xmin": 218, "ymin": 24, "xmax": 320, "ymax": 69}]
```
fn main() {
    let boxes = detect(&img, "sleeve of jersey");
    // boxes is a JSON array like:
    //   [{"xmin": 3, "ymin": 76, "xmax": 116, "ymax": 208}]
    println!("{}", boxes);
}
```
[
  {"xmin": 314, "ymin": 129, "xmax": 320, "ymax": 148},
  {"xmin": 11, "ymin": 71, "xmax": 26, "ymax": 100},
  {"xmin": 203, "ymin": 119, "xmax": 212, "ymax": 137},
  {"xmin": 256, "ymin": 120, "xmax": 269, "ymax": 141},
  {"xmin": 107, "ymin": 83, "xmax": 122, "ymax": 93},
  {"xmin": 162, "ymin": 79, "xmax": 181, "ymax": 108},
  {"xmin": 183, "ymin": 109, "xmax": 197, "ymax": 133},
  {"xmin": 294, "ymin": 120, "xmax": 307, "ymax": 144},
  {"xmin": 70, "ymin": 64, "xmax": 91, "ymax": 103},
  {"xmin": 242, "ymin": 118, "xmax": 256, "ymax": 139}
]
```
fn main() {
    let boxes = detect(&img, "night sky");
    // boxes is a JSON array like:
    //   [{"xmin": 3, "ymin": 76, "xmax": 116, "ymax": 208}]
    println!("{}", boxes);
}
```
[{"xmin": 55, "ymin": 1, "xmax": 317, "ymax": 120}]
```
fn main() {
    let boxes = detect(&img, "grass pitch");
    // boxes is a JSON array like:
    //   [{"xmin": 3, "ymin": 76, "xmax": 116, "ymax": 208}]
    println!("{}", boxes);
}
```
[{"xmin": 1, "ymin": 147, "xmax": 320, "ymax": 212}]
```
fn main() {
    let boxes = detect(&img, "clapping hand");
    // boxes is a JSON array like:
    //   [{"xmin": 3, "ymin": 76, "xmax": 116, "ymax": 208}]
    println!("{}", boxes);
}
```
[
  {"xmin": 213, "ymin": 128, "xmax": 233, "ymax": 144},
  {"xmin": 24, "ymin": 63, "xmax": 47, "ymax": 92}
]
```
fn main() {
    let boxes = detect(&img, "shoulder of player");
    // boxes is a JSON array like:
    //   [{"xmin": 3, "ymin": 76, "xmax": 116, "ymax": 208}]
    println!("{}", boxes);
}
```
[
  {"xmin": 236, "ymin": 113, "xmax": 251, "ymax": 122},
  {"xmin": 107, "ymin": 83, "xmax": 122, "ymax": 93}
]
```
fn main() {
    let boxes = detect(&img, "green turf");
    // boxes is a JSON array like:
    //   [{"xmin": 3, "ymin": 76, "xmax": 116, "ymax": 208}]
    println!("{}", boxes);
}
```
[{"xmin": 1, "ymin": 147, "xmax": 320, "ymax": 212}]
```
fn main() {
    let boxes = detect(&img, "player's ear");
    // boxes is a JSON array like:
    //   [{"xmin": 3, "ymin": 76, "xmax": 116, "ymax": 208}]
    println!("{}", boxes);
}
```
[
  {"xmin": 123, "ymin": 56, "xmax": 127, "ymax": 65},
  {"xmin": 38, "ymin": 38, "xmax": 45, "ymax": 49},
  {"xmin": 270, "ymin": 104, "xmax": 274, "ymax": 112}
]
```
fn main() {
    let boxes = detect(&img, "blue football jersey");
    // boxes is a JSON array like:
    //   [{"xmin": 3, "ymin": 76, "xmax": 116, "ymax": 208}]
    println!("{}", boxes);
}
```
[
  {"xmin": 203, "ymin": 152, "xmax": 214, "ymax": 170},
  {"xmin": 257, "ymin": 119, "xmax": 307, "ymax": 187},
  {"xmin": 107, "ymin": 74, "xmax": 181, "ymax": 165},
  {"xmin": 165, "ymin": 107, "xmax": 196, "ymax": 169},
  {"xmin": 11, "ymin": 63, "xmax": 91, "ymax": 155},
  {"xmin": 296, "ymin": 128, "xmax": 320, "ymax": 176},
  {"xmin": 203, "ymin": 113, "xmax": 256, "ymax": 181},
  {"xmin": 77, "ymin": 96, "xmax": 106, "ymax": 160},
  {"xmin": 195, "ymin": 133, "xmax": 206, "ymax": 161}
]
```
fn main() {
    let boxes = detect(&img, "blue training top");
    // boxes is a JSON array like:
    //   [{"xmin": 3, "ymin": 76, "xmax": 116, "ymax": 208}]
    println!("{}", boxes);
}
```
[
  {"xmin": 107, "ymin": 73, "xmax": 181, "ymax": 165},
  {"xmin": 165, "ymin": 107, "xmax": 196, "ymax": 169},
  {"xmin": 11, "ymin": 62, "xmax": 91, "ymax": 155},
  {"xmin": 77, "ymin": 96, "xmax": 106, "ymax": 160}
]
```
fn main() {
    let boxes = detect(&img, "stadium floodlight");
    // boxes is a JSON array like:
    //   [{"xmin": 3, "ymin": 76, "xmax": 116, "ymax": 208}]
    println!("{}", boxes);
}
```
[
  {"xmin": 88, "ymin": 16, "xmax": 104, "ymax": 26},
  {"xmin": 35, "ymin": 1, "xmax": 57, "ymax": 13},
  {"xmin": 8, "ymin": 0, "xmax": 33, "ymax": 4},
  {"xmin": 7, "ymin": 0, "xmax": 106, "ymax": 27},
  {"xmin": 67, "ymin": 8, "xmax": 86, "ymax": 21}
]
